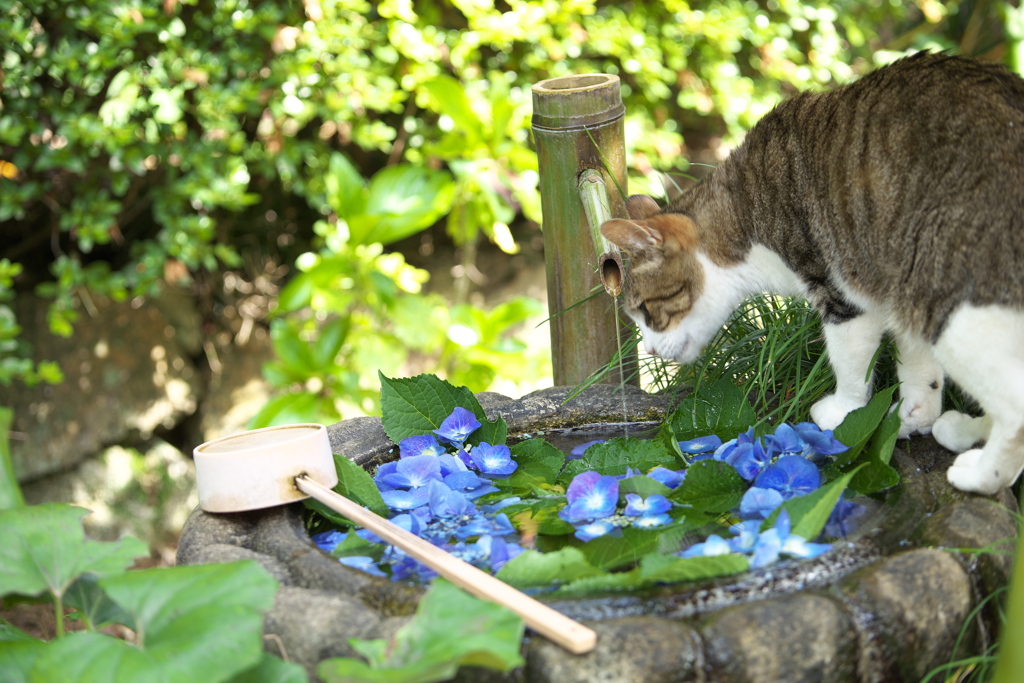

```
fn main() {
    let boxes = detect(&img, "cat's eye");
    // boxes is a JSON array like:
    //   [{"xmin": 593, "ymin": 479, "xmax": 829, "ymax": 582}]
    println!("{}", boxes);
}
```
[{"xmin": 637, "ymin": 302, "xmax": 652, "ymax": 325}]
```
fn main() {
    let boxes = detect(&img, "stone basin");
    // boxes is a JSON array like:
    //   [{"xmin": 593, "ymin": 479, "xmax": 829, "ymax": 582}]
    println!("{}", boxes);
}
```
[{"xmin": 176, "ymin": 385, "xmax": 1018, "ymax": 682}]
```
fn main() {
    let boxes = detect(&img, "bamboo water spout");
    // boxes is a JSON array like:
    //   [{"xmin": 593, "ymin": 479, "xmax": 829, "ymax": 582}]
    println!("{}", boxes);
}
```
[{"xmin": 531, "ymin": 74, "xmax": 637, "ymax": 386}]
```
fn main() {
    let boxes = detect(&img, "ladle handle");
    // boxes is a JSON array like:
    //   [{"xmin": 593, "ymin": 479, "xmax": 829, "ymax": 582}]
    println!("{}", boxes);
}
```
[{"xmin": 296, "ymin": 475, "xmax": 597, "ymax": 655}]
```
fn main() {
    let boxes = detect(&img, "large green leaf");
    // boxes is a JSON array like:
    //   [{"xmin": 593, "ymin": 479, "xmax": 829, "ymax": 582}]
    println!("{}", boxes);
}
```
[
  {"xmin": 849, "ymin": 407, "xmax": 901, "ymax": 494},
  {"xmin": 670, "ymin": 460, "xmax": 746, "ymax": 514},
  {"xmin": 577, "ymin": 527, "xmax": 662, "ymax": 571},
  {"xmin": 767, "ymin": 465, "xmax": 865, "ymax": 541},
  {"xmin": 507, "ymin": 439, "xmax": 565, "ymax": 486},
  {"xmin": 379, "ymin": 372, "xmax": 488, "ymax": 443},
  {"xmin": 663, "ymin": 379, "xmax": 757, "ymax": 442},
  {"xmin": 319, "ymin": 580, "xmax": 523, "ymax": 683},
  {"xmin": 332, "ymin": 454, "xmax": 389, "ymax": 519},
  {"xmin": 495, "ymin": 547, "xmax": 604, "ymax": 588},
  {"xmin": 228, "ymin": 653, "xmax": 309, "ymax": 683},
  {"xmin": 550, "ymin": 569, "xmax": 644, "ymax": 598},
  {"xmin": 831, "ymin": 385, "xmax": 898, "ymax": 469},
  {"xmin": 64, "ymin": 574, "xmax": 136, "ymax": 631},
  {"xmin": 0, "ymin": 504, "xmax": 146, "ymax": 601},
  {"xmin": 638, "ymin": 552, "xmax": 749, "ymax": 583},
  {"xmin": 0, "ymin": 640, "xmax": 46, "ymax": 683},
  {"xmin": 324, "ymin": 152, "xmax": 368, "ymax": 219},
  {"xmin": 22, "ymin": 562, "xmax": 278, "ymax": 683},
  {"xmin": 351, "ymin": 166, "xmax": 454, "ymax": 247},
  {"xmin": 558, "ymin": 438, "xmax": 678, "ymax": 483}
]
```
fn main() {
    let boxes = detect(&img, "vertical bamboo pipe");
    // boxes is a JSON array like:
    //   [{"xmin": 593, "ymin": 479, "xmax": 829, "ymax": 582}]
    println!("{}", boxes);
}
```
[{"xmin": 531, "ymin": 74, "xmax": 638, "ymax": 387}]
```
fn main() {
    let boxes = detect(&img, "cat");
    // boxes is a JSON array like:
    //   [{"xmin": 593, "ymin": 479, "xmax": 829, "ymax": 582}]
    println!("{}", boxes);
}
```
[{"xmin": 600, "ymin": 51, "xmax": 1024, "ymax": 495}]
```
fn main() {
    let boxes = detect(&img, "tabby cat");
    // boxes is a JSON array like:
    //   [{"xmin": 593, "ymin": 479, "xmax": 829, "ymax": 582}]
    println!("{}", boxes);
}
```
[{"xmin": 600, "ymin": 52, "xmax": 1024, "ymax": 494}]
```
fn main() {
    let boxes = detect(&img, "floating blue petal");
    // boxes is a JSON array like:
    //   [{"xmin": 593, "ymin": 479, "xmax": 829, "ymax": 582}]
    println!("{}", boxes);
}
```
[
  {"xmin": 468, "ymin": 442, "xmax": 518, "ymax": 476},
  {"xmin": 311, "ymin": 529, "xmax": 346, "ymax": 553},
  {"xmin": 754, "ymin": 455, "xmax": 822, "ymax": 500},
  {"xmin": 633, "ymin": 513, "xmax": 672, "ymax": 529},
  {"xmin": 569, "ymin": 439, "xmax": 605, "ymax": 459},
  {"xmin": 731, "ymin": 440, "xmax": 772, "ymax": 481},
  {"xmin": 623, "ymin": 493, "xmax": 672, "ymax": 517},
  {"xmin": 573, "ymin": 519, "xmax": 618, "ymax": 542},
  {"xmin": 681, "ymin": 534, "xmax": 732, "ymax": 558},
  {"xmin": 433, "ymin": 407, "xmax": 481, "ymax": 447},
  {"xmin": 825, "ymin": 498, "xmax": 867, "ymax": 538},
  {"xmin": 646, "ymin": 466, "xmax": 686, "ymax": 489},
  {"xmin": 559, "ymin": 471, "xmax": 619, "ymax": 524},
  {"xmin": 379, "ymin": 454, "xmax": 443, "ymax": 490},
  {"xmin": 399, "ymin": 434, "xmax": 446, "ymax": 459},
  {"xmin": 427, "ymin": 479, "xmax": 476, "ymax": 518},
  {"xmin": 794, "ymin": 422, "xmax": 849, "ymax": 457},
  {"xmin": 739, "ymin": 486, "xmax": 784, "ymax": 519},
  {"xmin": 678, "ymin": 434, "xmax": 723, "ymax": 454},
  {"xmin": 381, "ymin": 487, "xmax": 431, "ymax": 511}
]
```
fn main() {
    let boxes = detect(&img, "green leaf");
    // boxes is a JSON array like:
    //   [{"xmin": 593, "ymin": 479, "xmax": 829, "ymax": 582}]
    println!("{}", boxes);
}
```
[
  {"xmin": 772, "ymin": 465, "xmax": 865, "ymax": 541},
  {"xmin": 505, "ymin": 498, "xmax": 574, "ymax": 536},
  {"xmin": 64, "ymin": 574, "xmax": 136, "ymax": 631},
  {"xmin": 378, "ymin": 372, "xmax": 487, "ymax": 444},
  {"xmin": 663, "ymin": 379, "xmax": 757, "ymax": 442},
  {"xmin": 670, "ymin": 460, "xmax": 746, "ymax": 514},
  {"xmin": 329, "ymin": 531, "xmax": 384, "ymax": 561},
  {"xmin": 0, "ymin": 639, "xmax": 46, "ymax": 683},
  {"xmin": 0, "ymin": 504, "xmax": 147, "ymax": 601},
  {"xmin": 507, "ymin": 439, "xmax": 565, "ymax": 486},
  {"xmin": 26, "ymin": 562, "xmax": 278, "ymax": 683},
  {"xmin": 352, "ymin": 166, "xmax": 455, "ymax": 247},
  {"xmin": 495, "ymin": 548, "xmax": 604, "ymax": 588},
  {"xmin": 324, "ymin": 152, "xmax": 368, "ymax": 219},
  {"xmin": 313, "ymin": 316, "xmax": 351, "ymax": 368},
  {"xmin": 551, "ymin": 568, "xmax": 644, "ymax": 598},
  {"xmin": 618, "ymin": 475, "xmax": 672, "ymax": 499},
  {"xmin": 227, "ymin": 653, "xmax": 309, "ymax": 683},
  {"xmin": 332, "ymin": 455, "xmax": 389, "ymax": 519},
  {"xmin": 0, "ymin": 406, "xmax": 24, "ymax": 510},
  {"xmin": 831, "ymin": 385, "xmax": 898, "ymax": 469},
  {"xmin": 849, "ymin": 407, "xmax": 902, "ymax": 494},
  {"xmin": 319, "ymin": 580, "xmax": 523, "ymax": 683},
  {"xmin": 559, "ymin": 438, "xmax": 677, "ymax": 483},
  {"xmin": 638, "ymin": 552, "xmax": 749, "ymax": 583},
  {"xmin": 421, "ymin": 75, "xmax": 485, "ymax": 147},
  {"xmin": 578, "ymin": 527, "xmax": 662, "ymax": 571}
]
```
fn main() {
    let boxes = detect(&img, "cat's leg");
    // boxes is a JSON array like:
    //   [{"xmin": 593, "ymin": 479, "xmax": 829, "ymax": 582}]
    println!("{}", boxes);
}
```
[
  {"xmin": 893, "ymin": 333, "xmax": 944, "ymax": 437},
  {"xmin": 933, "ymin": 411, "xmax": 992, "ymax": 452},
  {"xmin": 810, "ymin": 313, "xmax": 885, "ymax": 430},
  {"xmin": 934, "ymin": 305, "xmax": 1024, "ymax": 494}
]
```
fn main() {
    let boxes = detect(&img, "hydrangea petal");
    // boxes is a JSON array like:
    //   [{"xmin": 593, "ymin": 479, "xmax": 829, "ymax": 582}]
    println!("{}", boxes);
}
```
[
  {"xmin": 560, "ymin": 472, "xmax": 618, "ymax": 523},
  {"xmin": 781, "ymin": 535, "xmax": 832, "ymax": 559},
  {"xmin": 433, "ymin": 407, "xmax": 481, "ymax": 447},
  {"xmin": 678, "ymin": 435, "xmax": 723, "ymax": 454},
  {"xmin": 573, "ymin": 519, "xmax": 617, "ymax": 542},
  {"xmin": 338, "ymin": 555, "xmax": 387, "ymax": 577},
  {"xmin": 754, "ymin": 456, "xmax": 822, "ymax": 500},
  {"xmin": 794, "ymin": 422, "xmax": 849, "ymax": 456},
  {"xmin": 750, "ymin": 528, "xmax": 782, "ymax": 569},
  {"xmin": 569, "ymin": 439, "xmax": 605, "ymax": 459},
  {"xmin": 468, "ymin": 442, "xmax": 518, "ymax": 476},
  {"xmin": 633, "ymin": 513, "xmax": 672, "ymax": 529},
  {"xmin": 395, "ymin": 455, "xmax": 444, "ymax": 488},
  {"xmin": 739, "ymin": 486, "xmax": 784, "ymax": 519},
  {"xmin": 646, "ymin": 466, "xmax": 686, "ymax": 489},
  {"xmin": 623, "ymin": 493, "xmax": 672, "ymax": 517},
  {"xmin": 399, "ymin": 434, "xmax": 446, "ymax": 459},
  {"xmin": 825, "ymin": 499, "xmax": 866, "ymax": 538},
  {"xmin": 681, "ymin": 534, "xmax": 732, "ymax": 558},
  {"xmin": 427, "ymin": 479, "xmax": 476, "ymax": 518},
  {"xmin": 311, "ymin": 529, "xmax": 346, "ymax": 553},
  {"xmin": 381, "ymin": 487, "xmax": 431, "ymax": 511},
  {"xmin": 731, "ymin": 441, "xmax": 772, "ymax": 481}
]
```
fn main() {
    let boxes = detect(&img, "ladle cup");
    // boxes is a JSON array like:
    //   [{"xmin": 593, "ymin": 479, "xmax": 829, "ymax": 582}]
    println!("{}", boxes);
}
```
[{"xmin": 193, "ymin": 423, "xmax": 597, "ymax": 655}]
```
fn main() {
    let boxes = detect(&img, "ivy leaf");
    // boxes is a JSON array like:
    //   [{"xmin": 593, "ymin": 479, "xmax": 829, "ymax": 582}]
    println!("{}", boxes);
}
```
[
  {"xmin": 638, "ymin": 552, "xmax": 749, "ymax": 583},
  {"xmin": 670, "ymin": 460, "xmax": 746, "ymax": 514},
  {"xmin": 25, "ymin": 562, "xmax": 278, "ymax": 683},
  {"xmin": 662, "ymin": 379, "xmax": 756, "ymax": 442},
  {"xmin": 319, "ymin": 580, "xmax": 524, "ymax": 683},
  {"xmin": 0, "ymin": 504, "xmax": 147, "ymax": 601},
  {"xmin": 831, "ymin": 385, "xmax": 898, "ymax": 469},
  {"xmin": 558, "ymin": 438, "xmax": 677, "ymax": 483},
  {"xmin": 495, "ymin": 547, "xmax": 604, "ymax": 588}
]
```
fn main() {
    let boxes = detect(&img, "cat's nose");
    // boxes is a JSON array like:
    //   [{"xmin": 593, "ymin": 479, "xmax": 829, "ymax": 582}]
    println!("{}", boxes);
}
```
[{"xmin": 646, "ymin": 344, "xmax": 659, "ymax": 357}]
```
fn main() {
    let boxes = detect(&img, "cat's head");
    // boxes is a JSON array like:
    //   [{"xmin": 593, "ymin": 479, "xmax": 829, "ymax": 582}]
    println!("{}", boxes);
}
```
[{"xmin": 600, "ymin": 195, "xmax": 723, "ymax": 364}]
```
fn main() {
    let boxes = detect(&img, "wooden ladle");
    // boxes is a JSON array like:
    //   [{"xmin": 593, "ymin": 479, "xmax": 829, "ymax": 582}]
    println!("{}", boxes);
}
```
[{"xmin": 193, "ymin": 423, "xmax": 597, "ymax": 655}]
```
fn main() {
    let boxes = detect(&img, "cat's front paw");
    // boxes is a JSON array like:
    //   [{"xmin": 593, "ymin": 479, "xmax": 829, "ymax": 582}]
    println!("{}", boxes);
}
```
[
  {"xmin": 933, "ymin": 411, "xmax": 991, "ymax": 452},
  {"xmin": 896, "ymin": 394, "xmax": 942, "ymax": 438},
  {"xmin": 946, "ymin": 449, "xmax": 1007, "ymax": 495},
  {"xmin": 810, "ymin": 394, "xmax": 868, "ymax": 431}
]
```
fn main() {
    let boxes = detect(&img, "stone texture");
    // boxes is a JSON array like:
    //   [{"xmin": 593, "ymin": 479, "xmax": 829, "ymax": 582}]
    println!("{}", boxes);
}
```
[
  {"xmin": 525, "ymin": 617, "xmax": 702, "ymax": 683},
  {"xmin": 5, "ymin": 293, "xmax": 202, "ymax": 481},
  {"xmin": 839, "ymin": 548, "xmax": 974, "ymax": 682},
  {"xmin": 700, "ymin": 593, "xmax": 856, "ymax": 683},
  {"xmin": 263, "ymin": 587, "xmax": 382, "ymax": 677}
]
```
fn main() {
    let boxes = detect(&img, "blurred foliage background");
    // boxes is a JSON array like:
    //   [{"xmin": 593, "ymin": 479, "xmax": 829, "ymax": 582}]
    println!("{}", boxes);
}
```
[{"xmin": 0, "ymin": 0, "xmax": 1017, "ymax": 426}]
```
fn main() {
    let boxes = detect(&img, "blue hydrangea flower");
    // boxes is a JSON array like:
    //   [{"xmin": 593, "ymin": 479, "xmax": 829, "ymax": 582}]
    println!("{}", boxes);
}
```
[
  {"xmin": 558, "ymin": 471, "xmax": 619, "ymax": 524},
  {"xmin": 480, "ymin": 535, "xmax": 524, "ymax": 573},
  {"xmin": 754, "ymin": 455, "xmax": 822, "ymax": 500},
  {"xmin": 646, "ymin": 466, "xmax": 686, "ymax": 489},
  {"xmin": 633, "ymin": 513, "xmax": 672, "ymax": 529},
  {"xmin": 433, "ymin": 407, "xmax": 481, "ymax": 447},
  {"xmin": 380, "ymin": 487, "xmax": 431, "ymax": 511},
  {"xmin": 378, "ymin": 455, "xmax": 443, "ymax": 489},
  {"xmin": 793, "ymin": 422, "xmax": 849, "ymax": 458},
  {"xmin": 713, "ymin": 427, "xmax": 756, "ymax": 462},
  {"xmin": 311, "ymin": 529, "xmax": 347, "ymax": 553},
  {"xmin": 467, "ymin": 442, "xmax": 518, "ymax": 476},
  {"xmin": 427, "ymin": 480, "xmax": 476, "ymax": 518},
  {"xmin": 680, "ymin": 534, "xmax": 732, "ymax": 558},
  {"xmin": 623, "ymin": 493, "xmax": 672, "ymax": 517},
  {"xmin": 443, "ymin": 470, "xmax": 499, "ymax": 499},
  {"xmin": 479, "ymin": 496, "xmax": 522, "ymax": 513},
  {"xmin": 437, "ymin": 453, "xmax": 468, "ymax": 477},
  {"xmin": 399, "ymin": 434, "xmax": 446, "ymax": 459},
  {"xmin": 749, "ymin": 510, "xmax": 831, "ymax": 569},
  {"xmin": 678, "ymin": 435, "xmax": 723, "ymax": 454},
  {"xmin": 357, "ymin": 512, "xmax": 424, "ymax": 544},
  {"xmin": 730, "ymin": 439, "xmax": 773, "ymax": 481},
  {"xmin": 373, "ymin": 460, "xmax": 400, "ymax": 491},
  {"xmin": 573, "ymin": 519, "xmax": 618, "ymax": 541},
  {"xmin": 825, "ymin": 498, "xmax": 867, "ymax": 538},
  {"xmin": 338, "ymin": 555, "xmax": 387, "ymax": 577},
  {"xmin": 739, "ymin": 486, "xmax": 784, "ymax": 519},
  {"xmin": 727, "ymin": 519, "xmax": 764, "ymax": 553}
]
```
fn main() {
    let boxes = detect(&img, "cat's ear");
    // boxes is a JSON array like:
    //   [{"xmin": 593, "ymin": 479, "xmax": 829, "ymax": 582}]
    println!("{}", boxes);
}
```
[
  {"xmin": 601, "ymin": 218, "xmax": 664, "ymax": 252},
  {"xmin": 627, "ymin": 194, "xmax": 661, "ymax": 220}
]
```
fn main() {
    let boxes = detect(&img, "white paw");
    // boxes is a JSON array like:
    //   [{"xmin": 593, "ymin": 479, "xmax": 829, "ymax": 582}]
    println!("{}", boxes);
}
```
[
  {"xmin": 933, "ymin": 411, "xmax": 991, "ymax": 452},
  {"xmin": 896, "ymin": 394, "xmax": 942, "ymax": 438},
  {"xmin": 811, "ymin": 394, "xmax": 868, "ymax": 431},
  {"xmin": 946, "ymin": 448, "xmax": 1006, "ymax": 495}
]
